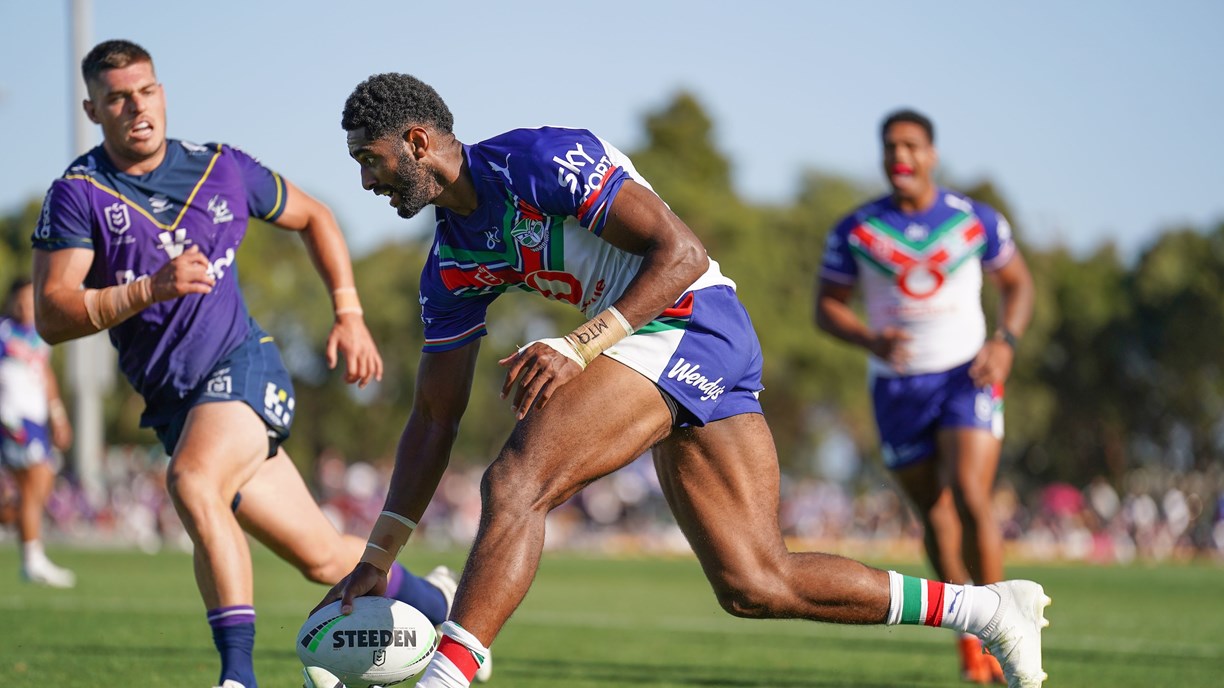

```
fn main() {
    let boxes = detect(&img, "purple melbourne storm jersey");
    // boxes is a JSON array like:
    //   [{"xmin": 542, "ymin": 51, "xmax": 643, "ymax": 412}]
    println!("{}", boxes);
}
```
[
  {"xmin": 418, "ymin": 127, "xmax": 734, "ymax": 353},
  {"xmin": 819, "ymin": 189, "xmax": 1016, "ymax": 376},
  {"xmin": 32, "ymin": 140, "xmax": 287, "ymax": 413}
]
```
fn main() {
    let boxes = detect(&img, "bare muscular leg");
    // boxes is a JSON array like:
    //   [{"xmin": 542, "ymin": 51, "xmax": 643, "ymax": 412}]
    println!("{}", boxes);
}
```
[
  {"xmin": 448, "ymin": 357, "xmax": 673, "ymax": 644},
  {"xmin": 654, "ymin": 412, "xmax": 890, "ymax": 624},
  {"xmin": 165, "ymin": 401, "xmax": 270, "ymax": 609}
]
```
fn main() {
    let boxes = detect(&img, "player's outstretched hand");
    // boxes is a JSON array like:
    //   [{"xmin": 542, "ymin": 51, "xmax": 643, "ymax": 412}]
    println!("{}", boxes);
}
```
[
  {"xmin": 313, "ymin": 562, "xmax": 389, "ymax": 616},
  {"xmin": 498, "ymin": 339, "xmax": 583, "ymax": 420},
  {"xmin": 149, "ymin": 245, "xmax": 215, "ymax": 302},
  {"xmin": 326, "ymin": 314, "xmax": 384, "ymax": 388}
]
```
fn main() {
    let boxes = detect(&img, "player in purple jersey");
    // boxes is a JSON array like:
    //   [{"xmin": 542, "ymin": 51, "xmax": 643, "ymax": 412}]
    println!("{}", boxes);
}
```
[
  {"xmin": 816, "ymin": 109, "xmax": 1036, "ymax": 684},
  {"xmin": 312, "ymin": 74, "xmax": 1050, "ymax": 688},
  {"xmin": 0, "ymin": 277, "xmax": 75, "ymax": 588},
  {"xmin": 31, "ymin": 41, "xmax": 475, "ymax": 688}
]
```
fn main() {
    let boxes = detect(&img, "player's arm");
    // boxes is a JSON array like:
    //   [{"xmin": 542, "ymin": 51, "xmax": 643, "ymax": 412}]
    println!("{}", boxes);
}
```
[
  {"xmin": 501, "ymin": 180, "xmax": 707, "ymax": 418},
  {"xmin": 41, "ymin": 354, "xmax": 72, "ymax": 451},
  {"xmin": 32, "ymin": 246, "xmax": 213, "ymax": 345},
  {"xmin": 270, "ymin": 179, "xmax": 383, "ymax": 388},
  {"xmin": 318, "ymin": 341, "xmax": 480, "ymax": 613},
  {"xmin": 970, "ymin": 250, "xmax": 1035, "ymax": 385},
  {"xmin": 815, "ymin": 279, "xmax": 911, "ymax": 369}
]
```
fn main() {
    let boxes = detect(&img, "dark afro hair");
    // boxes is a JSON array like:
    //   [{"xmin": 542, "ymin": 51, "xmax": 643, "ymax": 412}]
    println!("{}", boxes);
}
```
[
  {"xmin": 341, "ymin": 73, "xmax": 454, "ymax": 140},
  {"xmin": 880, "ymin": 108, "xmax": 935, "ymax": 144}
]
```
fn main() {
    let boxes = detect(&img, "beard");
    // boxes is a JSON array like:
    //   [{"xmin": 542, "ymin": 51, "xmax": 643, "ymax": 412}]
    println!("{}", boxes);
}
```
[{"xmin": 390, "ymin": 149, "xmax": 439, "ymax": 219}]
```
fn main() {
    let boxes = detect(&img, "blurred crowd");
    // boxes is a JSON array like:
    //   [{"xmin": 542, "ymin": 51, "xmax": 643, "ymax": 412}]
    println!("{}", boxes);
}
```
[{"xmin": 3, "ymin": 444, "xmax": 1223, "ymax": 565}]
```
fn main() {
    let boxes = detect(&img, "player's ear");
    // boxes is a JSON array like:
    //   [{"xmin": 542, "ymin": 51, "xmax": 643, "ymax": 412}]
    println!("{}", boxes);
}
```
[
  {"xmin": 82, "ymin": 98, "xmax": 99, "ymax": 125},
  {"xmin": 404, "ymin": 126, "xmax": 429, "ymax": 160}
]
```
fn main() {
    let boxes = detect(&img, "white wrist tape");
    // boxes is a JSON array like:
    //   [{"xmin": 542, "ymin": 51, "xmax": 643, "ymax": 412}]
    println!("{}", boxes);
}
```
[
  {"xmin": 360, "ymin": 510, "xmax": 417, "ymax": 572},
  {"xmin": 332, "ymin": 287, "xmax": 364, "ymax": 317},
  {"xmin": 521, "ymin": 337, "xmax": 588, "ymax": 369}
]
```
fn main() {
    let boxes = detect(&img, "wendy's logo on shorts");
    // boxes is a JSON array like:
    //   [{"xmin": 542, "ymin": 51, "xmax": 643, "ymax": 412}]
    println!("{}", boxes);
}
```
[{"xmin": 667, "ymin": 358, "xmax": 727, "ymax": 402}]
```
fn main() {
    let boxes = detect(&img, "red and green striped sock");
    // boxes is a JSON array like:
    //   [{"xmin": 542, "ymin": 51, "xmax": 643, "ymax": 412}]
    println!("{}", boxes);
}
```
[{"xmin": 885, "ymin": 570, "xmax": 999, "ymax": 635}]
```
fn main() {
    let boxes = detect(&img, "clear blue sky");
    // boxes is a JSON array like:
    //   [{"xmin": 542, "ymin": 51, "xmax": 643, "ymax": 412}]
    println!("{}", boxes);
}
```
[{"xmin": 3, "ymin": 0, "xmax": 1222, "ymax": 259}]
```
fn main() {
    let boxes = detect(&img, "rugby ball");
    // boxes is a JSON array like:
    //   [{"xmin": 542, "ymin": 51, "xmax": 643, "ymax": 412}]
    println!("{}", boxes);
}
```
[{"xmin": 297, "ymin": 597, "xmax": 438, "ymax": 687}]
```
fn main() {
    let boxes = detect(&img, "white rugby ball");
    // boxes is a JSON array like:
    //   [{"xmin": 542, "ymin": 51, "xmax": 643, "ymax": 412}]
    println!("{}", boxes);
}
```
[{"xmin": 297, "ymin": 596, "xmax": 438, "ymax": 687}]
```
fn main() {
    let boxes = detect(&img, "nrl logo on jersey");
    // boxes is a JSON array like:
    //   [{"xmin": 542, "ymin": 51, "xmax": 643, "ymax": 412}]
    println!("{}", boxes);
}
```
[
  {"xmin": 510, "ymin": 197, "xmax": 549, "ymax": 250},
  {"xmin": 105, "ymin": 202, "xmax": 131, "ymax": 235},
  {"xmin": 207, "ymin": 195, "xmax": 234, "ymax": 224}
]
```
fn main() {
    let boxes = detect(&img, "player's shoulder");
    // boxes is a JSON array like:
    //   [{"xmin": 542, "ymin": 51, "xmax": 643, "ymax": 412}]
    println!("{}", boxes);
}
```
[
  {"xmin": 476, "ymin": 126, "xmax": 602, "ymax": 162},
  {"xmin": 940, "ymin": 188, "xmax": 999, "ymax": 220},
  {"xmin": 835, "ymin": 194, "xmax": 892, "ymax": 230}
]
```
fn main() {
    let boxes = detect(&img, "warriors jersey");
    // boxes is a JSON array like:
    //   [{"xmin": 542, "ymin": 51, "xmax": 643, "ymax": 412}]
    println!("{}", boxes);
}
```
[
  {"xmin": 32, "ymin": 140, "xmax": 287, "ymax": 417},
  {"xmin": 0, "ymin": 317, "xmax": 51, "ymax": 429},
  {"xmin": 820, "ymin": 189, "xmax": 1016, "ymax": 376},
  {"xmin": 418, "ymin": 127, "xmax": 734, "ymax": 352}
]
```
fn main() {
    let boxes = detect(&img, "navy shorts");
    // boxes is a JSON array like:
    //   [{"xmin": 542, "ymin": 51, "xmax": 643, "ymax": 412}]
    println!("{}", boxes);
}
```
[
  {"xmin": 871, "ymin": 360, "xmax": 1003, "ymax": 469},
  {"xmin": 149, "ymin": 323, "xmax": 295, "ymax": 458}
]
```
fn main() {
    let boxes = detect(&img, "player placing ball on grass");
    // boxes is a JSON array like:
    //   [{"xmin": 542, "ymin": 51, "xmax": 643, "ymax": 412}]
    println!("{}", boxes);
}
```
[{"xmin": 314, "ymin": 72, "xmax": 1052, "ymax": 688}]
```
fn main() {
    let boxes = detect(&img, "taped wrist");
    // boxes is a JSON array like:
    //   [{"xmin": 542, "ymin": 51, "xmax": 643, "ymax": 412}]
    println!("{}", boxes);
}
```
[
  {"xmin": 360, "ymin": 510, "xmax": 417, "ymax": 572},
  {"xmin": 563, "ymin": 306, "xmax": 634, "ymax": 367},
  {"xmin": 520, "ymin": 337, "xmax": 588, "ymax": 369},
  {"xmin": 332, "ymin": 286, "xmax": 364, "ymax": 317},
  {"xmin": 82, "ymin": 279, "xmax": 155, "ymax": 330}
]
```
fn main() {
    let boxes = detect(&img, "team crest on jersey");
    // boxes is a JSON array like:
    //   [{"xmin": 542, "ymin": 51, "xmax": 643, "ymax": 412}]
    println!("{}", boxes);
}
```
[
  {"xmin": 510, "ymin": 198, "xmax": 549, "ymax": 250},
  {"xmin": 208, "ymin": 195, "xmax": 234, "ymax": 224},
  {"xmin": 105, "ymin": 202, "xmax": 131, "ymax": 235}
]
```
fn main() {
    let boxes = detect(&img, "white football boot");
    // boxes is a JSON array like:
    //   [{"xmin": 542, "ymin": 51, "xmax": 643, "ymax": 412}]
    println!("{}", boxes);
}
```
[
  {"xmin": 21, "ymin": 558, "xmax": 76, "ymax": 588},
  {"xmin": 978, "ymin": 580, "xmax": 1052, "ymax": 688},
  {"xmin": 423, "ymin": 565, "xmax": 492, "ymax": 683},
  {"xmin": 301, "ymin": 666, "xmax": 344, "ymax": 688}
]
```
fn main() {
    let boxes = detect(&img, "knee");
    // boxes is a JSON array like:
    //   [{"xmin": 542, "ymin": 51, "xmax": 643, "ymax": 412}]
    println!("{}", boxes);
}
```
[
  {"xmin": 479, "ymin": 451, "xmax": 560, "ymax": 518},
  {"xmin": 297, "ymin": 553, "xmax": 347, "ymax": 585},
  {"xmin": 709, "ymin": 566, "xmax": 790, "ymax": 619},
  {"xmin": 164, "ymin": 469, "xmax": 224, "ymax": 521},
  {"xmin": 953, "ymin": 486, "xmax": 994, "ymax": 524}
]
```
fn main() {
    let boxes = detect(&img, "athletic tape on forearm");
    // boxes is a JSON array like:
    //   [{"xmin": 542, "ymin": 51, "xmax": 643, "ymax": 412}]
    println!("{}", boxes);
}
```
[
  {"xmin": 359, "ymin": 510, "xmax": 417, "ymax": 572},
  {"xmin": 332, "ymin": 287, "xmax": 364, "ymax": 317},
  {"xmin": 82, "ymin": 279, "xmax": 155, "ymax": 331},
  {"xmin": 563, "ymin": 306, "xmax": 633, "ymax": 367}
]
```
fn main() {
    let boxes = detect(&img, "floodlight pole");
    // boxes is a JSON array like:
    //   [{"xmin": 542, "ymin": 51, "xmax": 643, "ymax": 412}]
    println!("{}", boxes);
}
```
[{"xmin": 68, "ymin": 0, "xmax": 112, "ymax": 508}]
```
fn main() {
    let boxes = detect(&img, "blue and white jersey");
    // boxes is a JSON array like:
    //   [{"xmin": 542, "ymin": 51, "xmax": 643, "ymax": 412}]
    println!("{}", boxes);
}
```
[
  {"xmin": 820, "ymin": 189, "xmax": 1016, "ymax": 376},
  {"xmin": 32, "ymin": 140, "xmax": 287, "ymax": 416},
  {"xmin": 0, "ymin": 317, "xmax": 51, "ymax": 431},
  {"xmin": 417, "ymin": 127, "xmax": 734, "ymax": 352}
]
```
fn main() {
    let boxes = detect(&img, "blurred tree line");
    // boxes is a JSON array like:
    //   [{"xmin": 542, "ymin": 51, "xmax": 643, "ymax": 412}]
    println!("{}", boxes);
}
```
[{"xmin": 1, "ymin": 92, "xmax": 1220, "ymax": 495}]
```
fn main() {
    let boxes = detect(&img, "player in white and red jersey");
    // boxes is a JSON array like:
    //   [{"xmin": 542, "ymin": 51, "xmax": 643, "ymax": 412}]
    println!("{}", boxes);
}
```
[
  {"xmin": 0, "ymin": 278, "xmax": 74, "ymax": 588},
  {"xmin": 817, "ymin": 109, "xmax": 1036, "ymax": 683},
  {"xmin": 315, "ymin": 76, "xmax": 1050, "ymax": 688}
]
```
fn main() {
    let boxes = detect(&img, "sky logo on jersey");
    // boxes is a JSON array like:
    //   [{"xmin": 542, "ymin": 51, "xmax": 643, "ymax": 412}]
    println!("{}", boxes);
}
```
[{"xmin": 510, "ymin": 198, "xmax": 549, "ymax": 249}]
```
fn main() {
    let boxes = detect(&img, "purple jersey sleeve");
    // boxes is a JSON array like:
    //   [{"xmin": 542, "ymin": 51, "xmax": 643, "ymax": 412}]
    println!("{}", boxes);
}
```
[
  {"xmin": 224, "ymin": 145, "xmax": 288, "ymax": 222},
  {"xmin": 818, "ymin": 213, "xmax": 860, "ymax": 285},
  {"xmin": 502, "ymin": 128, "xmax": 631, "ymax": 236},
  {"xmin": 972, "ymin": 200, "xmax": 1017, "ymax": 271},
  {"xmin": 32, "ymin": 178, "xmax": 95, "ymax": 252}
]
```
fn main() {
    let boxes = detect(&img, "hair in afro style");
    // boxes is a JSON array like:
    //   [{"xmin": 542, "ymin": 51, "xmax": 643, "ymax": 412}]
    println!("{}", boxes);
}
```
[{"xmin": 342, "ymin": 73, "xmax": 454, "ymax": 141}]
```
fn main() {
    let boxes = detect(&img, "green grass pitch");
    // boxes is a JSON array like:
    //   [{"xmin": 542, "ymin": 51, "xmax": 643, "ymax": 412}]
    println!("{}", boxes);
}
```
[{"xmin": 0, "ymin": 546, "xmax": 1220, "ymax": 687}]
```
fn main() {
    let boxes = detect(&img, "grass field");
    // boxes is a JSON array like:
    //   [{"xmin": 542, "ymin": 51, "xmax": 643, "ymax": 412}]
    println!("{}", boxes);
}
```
[{"xmin": 0, "ymin": 546, "xmax": 1220, "ymax": 687}]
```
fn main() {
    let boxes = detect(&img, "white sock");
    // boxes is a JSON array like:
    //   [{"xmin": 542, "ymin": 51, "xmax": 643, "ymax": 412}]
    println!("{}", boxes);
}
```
[{"xmin": 21, "ymin": 539, "xmax": 47, "ymax": 566}]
